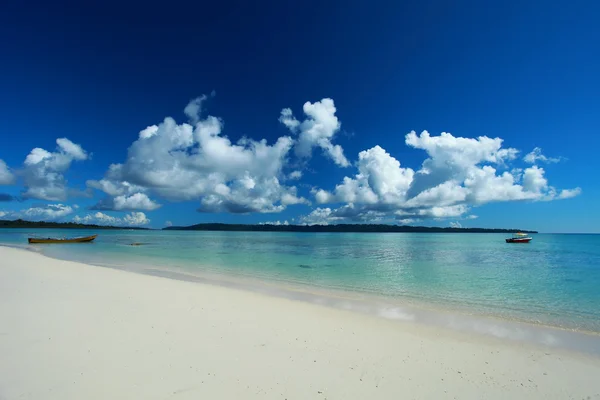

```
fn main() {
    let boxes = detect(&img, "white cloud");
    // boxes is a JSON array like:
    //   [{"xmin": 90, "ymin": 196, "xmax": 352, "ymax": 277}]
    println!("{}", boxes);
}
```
[
  {"xmin": 405, "ymin": 130, "xmax": 518, "ymax": 198},
  {"xmin": 0, "ymin": 204, "xmax": 75, "ymax": 221},
  {"xmin": 73, "ymin": 211, "xmax": 150, "ymax": 226},
  {"xmin": 21, "ymin": 138, "xmax": 89, "ymax": 201},
  {"xmin": 524, "ymin": 147, "xmax": 562, "ymax": 164},
  {"xmin": 464, "ymin": 166, "xmax": 535, "ymax": 204},
  {"xmin": 22, "ymin": 204, "xmax": 74, "ymax": 221},
  {"xmin": 522, "ymin": 165, "xmax": 548, "ymax": 194},
  {"xmin": 88, "ymin": 97, "xmax": 308, "ymax": 214},
  {"xmin": 406, "ymin": 130, "xmax": 519, "ymax": 167},
  {"xmin": 299, "ymin": 207, "xmax": 343, "ymax": 225},
  {"xmin": 260, "ymin": 220, "xmax": 289, "ymax": 226},
  {"xmin": 197, "ymin": 176, "xmax": 309, "ymax": 213},
  {"xmin": 309, "ymin": 130, "xmax": 580, "ymax": 223},
  {"xmin": 92, "ymin": 193, "xmax": 161, "ymax": 211},
  {"xmin": 316, "ymin": 145, "xmax": 414, "ymax": 205},
  {"xmin": 24, "ymin": 148, "xmax": 52, "ymax": 165},
  {"xmin": 557, "ymin": 187, "xmax": 582, "ymax": 199},
  {"xmin": 86, "ymin": 178, "xmax": 146, "ymax": 197},
  {"xmin": 449, "ymin": 221, "xmax": 462, "ymax": 228},
  {"xmin": 0, "ymin": 160, "xmax": 15, "ymax": 185},
  {"xmin": 313, "ymin": 188, "xmax": 333, "ymax": 204},
  {"xmin": 1, "ymin": 97, "xmax": 582, "ymax": 226},
  {"xmin": 299, "ymin": 204, "xmax": 392, "ymax": 225},
  {"xmin": 56, "ymin": 138, "xmax": 88, "ymax": 160},
  {"xmin": 414, "ymin": 205, "xmax": 470, "ymax": 219},
  {"xmin": 139, "ymin": 125, "xmax": 159, "ymax": 139},
  {"xmin": 183, "ymin": 95, "xmax": 208, "ymax": 123},
  {"xmin": 281, "ymin": 191, "xmax": 308, "ymax": 206},
  {"xmin": 279, "ymin": 108, "xmax": 299, "ymax": 130},
  {"xmin": 123, "ymin": 212, "xmax": 150, "ymax": 226},
  {"xmin": 280, "ymin": 98, "xmax": 350, "ymax": 167},
  {"xmin": 289, "ymin": 170, "xmax": 303, "ymax": 180},
  {"xmin": 405, "ymin": 181, "xmax": 467, "ymax": 208},
  {"xmin": 165, "ymin": 220, "xmax": 173, "ymax": 227}
]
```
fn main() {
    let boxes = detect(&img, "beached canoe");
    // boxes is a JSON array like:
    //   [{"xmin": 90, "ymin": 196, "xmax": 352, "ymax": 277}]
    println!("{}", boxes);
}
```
[{"xmin": 28, "ymin": 234, "xmax": 98, "ymax": 244}]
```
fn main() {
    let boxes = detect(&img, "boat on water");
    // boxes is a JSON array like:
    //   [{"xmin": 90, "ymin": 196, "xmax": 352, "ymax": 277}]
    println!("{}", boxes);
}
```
[
  {"xmin": 505, "ymin": 232, "xmax": 532, "ymax": 243},
  {"xmin": 28, "ymin": 234, "xmax": 98, "ymax": 244}
]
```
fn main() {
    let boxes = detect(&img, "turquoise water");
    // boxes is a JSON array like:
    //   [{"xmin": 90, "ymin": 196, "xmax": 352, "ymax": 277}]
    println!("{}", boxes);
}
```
[{"xmin": 2, "ymin": 229, "xmax": 600, "ymax": 333}]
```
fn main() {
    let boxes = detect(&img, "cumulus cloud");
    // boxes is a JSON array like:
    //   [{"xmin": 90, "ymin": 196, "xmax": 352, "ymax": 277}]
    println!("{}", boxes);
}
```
[
  {"xmin": 21, "ymin": 138, "xmax": 89, "ymax": 201},
  {"xmin": 0, "ymin": 204, "xmax": 74, "ymax": 221},
  {"xmin": 309, "ymin": 130, "xmax": 580, "ymax": 223},
  {"xmin": 87, "ymin": 177, "xmax": 146, "ymax": 197},
  {"xmin": 19, "ymin": 98, "xmax": 573, "ymax": 224},
  {"xmin": 183, "ymin": 92, "xmax": 215, "ymax": 123},
  {"xmin": 315, "ymin": 145, "xmax": 414, "ymax": 206},
  {"xmin": 299, "ymin": 207, "xmax": 343, "ymax": 225},
  {"xmin": 449, "ymin": 221, "xmax": 462, "ymax": 228},
  {"xmin": 197, "ymin": 176, "xmax": 309, "ymax": 214},
  {"xmin": 289, "ymin": 170, "xmax": 303, "ymax": 180},
  {"xmin": 55, "ymin": 138, "xmax": 88, "ymax": 160},
  {"xmin": 521, "ymin": 165, "xmax": 548, "ymax": 194},
  {"xmin": 23, "ymin": 204, "xmax": 74, "ymax": 220},
  {"xmin": 73, "ymin": 211, "xmax": 150, "ymax": 226},
  {"xmin": 260, "ymin": 220, "xmax": 289, "ymax": 226},
  {"xmin": 91, "ymin": 193, "xmax": 161, "ymax": 211},
  {"xmin": 524, "ymin": 147, "xmax": 562, "ymax": 164},
  {"xmin": 299, "ymin": 203, "xmax": 393, "ymax": 225},
  {"xmin": 463, "ymin": 166, "xmax": 536, "ymax": 204},
  {"xmin": 0, "ymin": 160, "xmax": 15, "ymax": 185},
  {"xmin": 279, "ymin": 108, "xmax": 300, "ymax": 130},
  {"xmin": 1, "ymin": 203, "xmax": 75, "ymax": 221},
  {"xmin": 183, "ymin": 94, "xmax": 207, "ymax": 123},
  {"xmin": 398, "ymin": 218, "xmax": 415, "ymax": 224},
  {"xmin": 279, "ymin": 98, "xmax": 350, "ymax": 167},
  {"xmin": 404, "ymin": 130, "xmax": 518, "ymax": 199},
  {"xmin": 123, "ymin": 212, "xmax": 150, "ymax": 226},
  {"xmin": 88, "ymin": 96, "xmax": 307, "ymax": 214},
  {"xmin": 557, "ymin": 187, "xmax": 582, "ymax": 199}
]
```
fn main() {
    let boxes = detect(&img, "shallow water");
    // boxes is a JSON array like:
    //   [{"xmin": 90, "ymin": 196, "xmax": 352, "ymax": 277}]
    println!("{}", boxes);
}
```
[{"xmin": 2, "ymin": 229, "xmax": 600, "ymax": 334}]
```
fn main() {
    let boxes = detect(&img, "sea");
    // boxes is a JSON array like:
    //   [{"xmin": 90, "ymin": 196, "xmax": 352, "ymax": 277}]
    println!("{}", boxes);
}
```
[{"xmin": 2, "ymin": 229, "xmax": 600, "ymax": 353}]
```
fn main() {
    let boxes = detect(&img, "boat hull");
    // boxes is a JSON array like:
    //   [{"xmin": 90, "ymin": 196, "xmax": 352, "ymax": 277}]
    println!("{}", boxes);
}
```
[
  {"xmin": 505, "ymin": 237, "xmax": 532, "ymax": 243},
  {"xmin": 28, "ymin": 234, "xmax": 98, "ymax": 244}
]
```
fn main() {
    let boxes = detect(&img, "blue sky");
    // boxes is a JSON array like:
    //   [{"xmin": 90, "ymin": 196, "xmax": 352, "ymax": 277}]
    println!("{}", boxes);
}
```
[{"xmin": 0, "ymin": 1, "xmax": 598, "ymax": 232}]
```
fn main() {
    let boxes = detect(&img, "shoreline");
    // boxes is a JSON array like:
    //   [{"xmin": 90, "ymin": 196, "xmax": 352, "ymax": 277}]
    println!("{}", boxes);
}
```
[
  {"xmin": 2, "ymin": 246, "xmax": 600, "ymax": 399},
  {"xmin": 3, "ymin": 243, "xmax": 600, "ymax": 352}
]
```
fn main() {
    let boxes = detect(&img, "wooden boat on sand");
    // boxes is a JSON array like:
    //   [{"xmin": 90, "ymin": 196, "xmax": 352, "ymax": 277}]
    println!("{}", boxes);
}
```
[{"xmin": 28, "ymin": 234, "xmax": 98, "ymax": 244}]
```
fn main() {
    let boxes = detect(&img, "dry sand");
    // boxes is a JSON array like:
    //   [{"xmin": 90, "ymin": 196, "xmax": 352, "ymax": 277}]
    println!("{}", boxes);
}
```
[{"xmin": 1, "ymin": 246, "xmax": 599, "ymax": 399}]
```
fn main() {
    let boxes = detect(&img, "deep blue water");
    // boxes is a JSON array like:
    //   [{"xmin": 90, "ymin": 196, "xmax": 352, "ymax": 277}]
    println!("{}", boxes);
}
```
[{"xmin": 1, "ymin": 229, "xmax": 599, "ymax": 332}]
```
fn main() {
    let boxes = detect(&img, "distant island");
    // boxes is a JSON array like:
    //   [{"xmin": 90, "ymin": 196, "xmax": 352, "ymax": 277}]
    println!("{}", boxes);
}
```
[
  {"xmin": 0, "ymin": 219, "xmax": 149, "ymax": 230},
  {"xmin": 0, "ymin": 219, "xmax": 537, "ymax": 233},
  {"xmin": 164, "ymin": 223, "xmax": 537, "ymax": 234}
]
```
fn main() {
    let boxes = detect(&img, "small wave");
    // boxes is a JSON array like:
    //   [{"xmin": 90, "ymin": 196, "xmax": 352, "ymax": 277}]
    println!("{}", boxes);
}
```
[{"xmin": 377, "ymin": 307, "xmax": 416, "ymax": 321}]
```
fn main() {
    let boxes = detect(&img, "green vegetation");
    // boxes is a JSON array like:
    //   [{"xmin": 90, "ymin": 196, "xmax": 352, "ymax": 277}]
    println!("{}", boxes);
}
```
[
  {"xmin": 0, "ymin": 219, "xmax": 149, "ymax": 230},
  {"xmin": 163, "ymin": 223, "xmax": 536, "ymax": 233},
  {"xmin": 0, "ymin": 219, "xmax": 536, "ymax": 233}
]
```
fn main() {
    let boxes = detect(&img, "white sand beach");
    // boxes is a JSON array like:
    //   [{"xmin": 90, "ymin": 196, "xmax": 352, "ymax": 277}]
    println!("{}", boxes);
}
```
[{"xmin": 1, "ymin": 246, "xmax": 599, "ymax": 400}]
